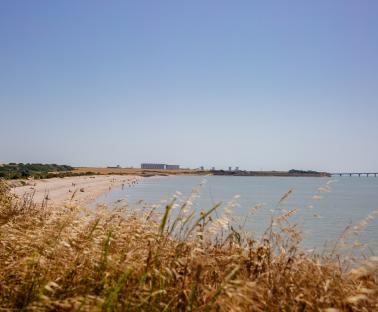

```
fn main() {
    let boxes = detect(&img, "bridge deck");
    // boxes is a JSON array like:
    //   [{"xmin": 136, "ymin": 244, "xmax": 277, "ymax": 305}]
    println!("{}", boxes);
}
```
[{"xmin": 331, "ymin": 172, "xmax": 378, "ymax": 176}]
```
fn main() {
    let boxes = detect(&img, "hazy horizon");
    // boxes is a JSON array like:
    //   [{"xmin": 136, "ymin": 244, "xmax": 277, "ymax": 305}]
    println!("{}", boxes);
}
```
[{"xmin": 1, "ymin": 1, "xmax": 378, "ymax": 172}]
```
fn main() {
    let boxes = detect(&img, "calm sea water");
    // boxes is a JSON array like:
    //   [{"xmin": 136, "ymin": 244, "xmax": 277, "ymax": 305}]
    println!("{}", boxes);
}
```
[{"xmin": 92, "ymin": 176, "xmax": 378, "ymax": 253}]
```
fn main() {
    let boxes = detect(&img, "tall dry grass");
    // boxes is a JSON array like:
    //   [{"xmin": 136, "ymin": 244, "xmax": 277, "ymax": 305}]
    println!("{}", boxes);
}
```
[{"xmin": 0, "ymin": 179, "xmax": 377, "ymax": 311}]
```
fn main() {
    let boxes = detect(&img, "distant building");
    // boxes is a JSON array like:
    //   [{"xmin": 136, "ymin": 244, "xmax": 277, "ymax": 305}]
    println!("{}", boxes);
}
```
[
  {"xmin": 141, "ymin": 163, "xmax": 166, "ymax": 170},
  {"xmin": 228, "ymin": 166, "xmax": 232, "ymax": 171},
  {"xmin": 211, "ymin": 166, "xmax": 215, "ymax": 171},
  {"xmin": 141, "ymin": 163, "xmax": 180, "ymax": 170},
  {"xmin": 235, "ymin": 166, "xmax": 239, "ymax": 171},
  {"xmin": 200, "ymin": 166, "xmax": 204, "ymax": 170},
  {"xmin": 166, "ymin": 164, "xmax": 180, "ymax": 170}
]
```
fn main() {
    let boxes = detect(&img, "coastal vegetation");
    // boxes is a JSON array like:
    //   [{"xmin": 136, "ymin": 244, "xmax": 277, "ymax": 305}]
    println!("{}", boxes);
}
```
[
  {"xmin": 288, "ymin": 169, "xmax": 326, "ymax": 175},
  {"xmin": 0, "ymin": 163, "xmax": 75, "ymax": 179},
  {"xmin": 0, "ymin": 179, "xmax": 377, "ymax": 311}
]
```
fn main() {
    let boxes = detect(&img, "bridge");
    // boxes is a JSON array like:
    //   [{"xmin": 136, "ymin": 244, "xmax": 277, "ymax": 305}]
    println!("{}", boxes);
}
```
[{"xmin": 331, "ymin": 172, "xmax": 378, "ymax": 177}]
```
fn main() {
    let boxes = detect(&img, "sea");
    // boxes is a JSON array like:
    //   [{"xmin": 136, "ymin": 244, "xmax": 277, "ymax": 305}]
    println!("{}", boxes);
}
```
[{"xmin": 92, "ymin": 175, "xmax": 378, "ymax": 254}]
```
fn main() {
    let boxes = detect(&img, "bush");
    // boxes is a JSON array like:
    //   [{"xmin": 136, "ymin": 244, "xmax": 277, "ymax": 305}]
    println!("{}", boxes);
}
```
[{"xmin": 0, "ymin": 163, "xmax": 74, "ymax": 180}]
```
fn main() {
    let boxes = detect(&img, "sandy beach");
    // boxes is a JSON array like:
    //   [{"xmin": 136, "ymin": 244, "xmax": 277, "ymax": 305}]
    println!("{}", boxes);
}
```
[{"xmin": 11, "ymin": 175, "xmax": 141, "ymax": 207}]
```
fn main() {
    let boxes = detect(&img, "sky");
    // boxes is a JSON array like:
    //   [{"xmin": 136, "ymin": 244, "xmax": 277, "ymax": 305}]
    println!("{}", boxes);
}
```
[{"xmin": 1, "ymin": 1, "xmax": 377, "ymax": 172}]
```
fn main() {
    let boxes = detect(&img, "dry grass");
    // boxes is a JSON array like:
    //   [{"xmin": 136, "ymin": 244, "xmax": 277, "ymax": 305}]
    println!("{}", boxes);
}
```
[{"xmin": 0, "ymin": 179, "xmax": 377, "ymax": 311}]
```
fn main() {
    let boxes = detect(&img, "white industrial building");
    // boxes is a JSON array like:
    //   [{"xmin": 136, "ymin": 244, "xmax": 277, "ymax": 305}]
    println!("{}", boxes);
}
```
[
  {"xmin": 166, "ymin": 164, "xmax": 180, "ymax": 170},
  {"xmin": 141, "ymin": 163, "xmax": 180, "ymax": 170}
]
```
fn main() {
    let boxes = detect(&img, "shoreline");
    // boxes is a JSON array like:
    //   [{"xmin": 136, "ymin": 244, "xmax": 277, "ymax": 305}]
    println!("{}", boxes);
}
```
[
  {"xmin": 9, "ymin": 171, "xmax": 330, "ymax": 208},
  {"xmin": 11, "ymin": 175, "xmax": 142, "ymax": 207}
]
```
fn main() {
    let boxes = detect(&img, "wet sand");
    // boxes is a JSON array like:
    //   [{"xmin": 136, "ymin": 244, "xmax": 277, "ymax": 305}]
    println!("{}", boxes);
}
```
[{"xmin": 11, "ymin": 175, "xmax": 141, "ymax": 207}]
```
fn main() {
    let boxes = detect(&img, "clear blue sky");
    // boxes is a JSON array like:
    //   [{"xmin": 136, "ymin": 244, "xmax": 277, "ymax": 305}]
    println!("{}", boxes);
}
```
[{"xmin": 1, "ymin": 1, "xmax": 377, "ymax": 172}]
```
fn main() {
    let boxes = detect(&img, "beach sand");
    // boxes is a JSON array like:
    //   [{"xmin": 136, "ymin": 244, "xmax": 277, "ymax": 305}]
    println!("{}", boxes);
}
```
[{"xmin": 11, "ymin": 175, "xmax": 141, "ymax": 207}]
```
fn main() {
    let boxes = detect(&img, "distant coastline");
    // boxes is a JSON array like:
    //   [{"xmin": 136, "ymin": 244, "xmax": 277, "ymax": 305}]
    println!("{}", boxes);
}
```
[
  {"xmin": 74, "ymin": 167, "xmax": 330, "ymax": 178},
  {"xmin": 0, "ymin": 163, "xmax": 331, "ymax": 180},
  {"xmin": 211, "ymin": 169, "xmax": 331, "ymax": 177}
]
